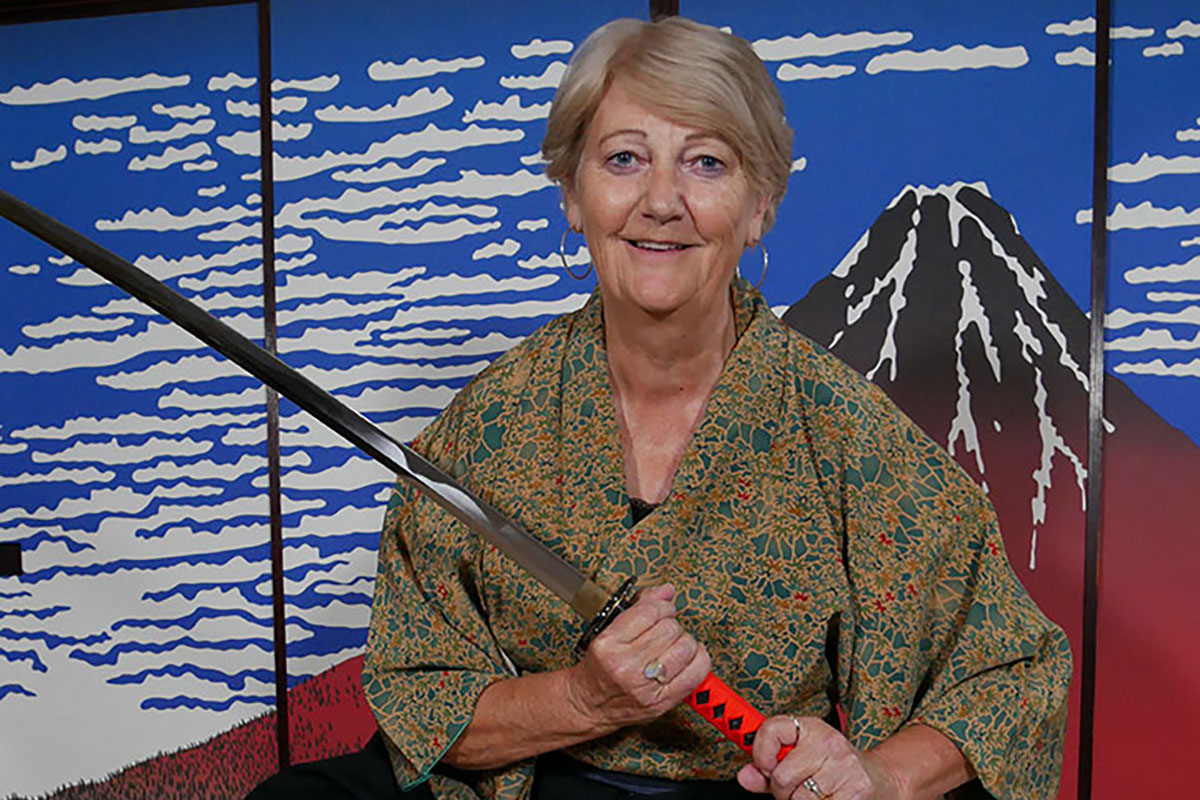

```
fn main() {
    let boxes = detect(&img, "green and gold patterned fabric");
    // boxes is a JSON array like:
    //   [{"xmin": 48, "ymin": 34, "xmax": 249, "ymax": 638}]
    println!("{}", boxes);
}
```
[{"xmin": 363, "ymin": 278, "xmax": 1071, "ymax": 800}]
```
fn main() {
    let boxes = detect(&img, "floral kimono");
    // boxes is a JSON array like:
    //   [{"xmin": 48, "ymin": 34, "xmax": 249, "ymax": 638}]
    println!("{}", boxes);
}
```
[{"xmin": 363, "ymin": 278, "xmax": 1071, "ymax": 800}]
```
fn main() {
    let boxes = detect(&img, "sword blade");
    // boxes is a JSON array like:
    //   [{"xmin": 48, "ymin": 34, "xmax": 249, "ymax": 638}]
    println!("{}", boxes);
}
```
[{"xmin": 0, "ymin": 190, "xmax": 610, "ymax": 620}]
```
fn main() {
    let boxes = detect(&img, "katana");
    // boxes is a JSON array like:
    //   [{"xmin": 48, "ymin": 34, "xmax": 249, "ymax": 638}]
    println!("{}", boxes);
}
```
[{"xmin": 0, "ymin": 189, "xmax": 792, "ymax": 760}]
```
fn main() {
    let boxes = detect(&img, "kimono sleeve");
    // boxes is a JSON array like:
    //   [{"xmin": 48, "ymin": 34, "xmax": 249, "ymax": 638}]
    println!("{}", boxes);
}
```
[
  {"xmin": 802, "ymin": 353, "xmax": 1072, "ymax": 800},
  {"xmin": 361, "ymin": 392, "xmax": 514, "ymax": 790}
]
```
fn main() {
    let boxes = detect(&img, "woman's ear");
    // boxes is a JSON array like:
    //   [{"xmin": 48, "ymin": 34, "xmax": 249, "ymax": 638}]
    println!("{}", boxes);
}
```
[
  {"xmin": 747, "ymin": 192, "xmax": 770, "ymax": 246},
  {"xmin": 561, "ymin": 183, "xmax": 582, "ymax": 233}
]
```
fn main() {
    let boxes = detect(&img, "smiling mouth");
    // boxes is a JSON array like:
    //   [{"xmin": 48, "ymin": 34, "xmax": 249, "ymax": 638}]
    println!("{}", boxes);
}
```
[{"xmin": 627, "ymin": 239, "xmax": 692, "ymax": 251}]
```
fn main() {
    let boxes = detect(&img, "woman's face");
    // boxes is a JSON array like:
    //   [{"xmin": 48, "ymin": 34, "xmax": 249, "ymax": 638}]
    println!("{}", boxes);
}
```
[{"xmin": 563, "ymin": 81, "xmax": 768, "ymax": 319}]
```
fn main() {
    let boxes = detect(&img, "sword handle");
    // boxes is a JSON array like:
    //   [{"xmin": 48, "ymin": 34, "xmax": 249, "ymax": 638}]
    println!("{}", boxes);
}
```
[{"xmin": 686, "ymin": 672, "xmax": 794, "ymax": 760}]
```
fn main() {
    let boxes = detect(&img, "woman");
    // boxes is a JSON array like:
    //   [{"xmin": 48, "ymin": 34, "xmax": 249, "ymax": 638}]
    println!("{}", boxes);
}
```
[{"xmin": 256, "ymin": 15, "xmax": 1071, "ymax": 800}]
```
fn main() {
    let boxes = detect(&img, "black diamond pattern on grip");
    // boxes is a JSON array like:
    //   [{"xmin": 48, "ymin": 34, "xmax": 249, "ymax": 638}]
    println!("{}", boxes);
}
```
[
  {"xmin": 712, "ymin": 703, "xmax": 725, "ymax": 719},
  {"xmin": 743, "ymin": 731, "xmax": 756, "ymax": 747},
  {"xmin": 728, "ymin": 716, "xmax": 743, "ymax": 730},
  {"xmin": 695, "ymin": 690, "xmax": 710, "ymax": 705}
]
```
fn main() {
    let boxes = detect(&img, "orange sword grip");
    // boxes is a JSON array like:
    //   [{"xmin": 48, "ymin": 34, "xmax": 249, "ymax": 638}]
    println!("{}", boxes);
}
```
[{"xmin": 686, "ymin": 672, "xmax": 794, "ymax": 760}]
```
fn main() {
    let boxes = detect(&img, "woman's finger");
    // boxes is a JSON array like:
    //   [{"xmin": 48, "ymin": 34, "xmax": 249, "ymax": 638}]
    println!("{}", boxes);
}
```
[{"xmin": 598, "ymin": 583, "xmax": 678, "ymax": 643}]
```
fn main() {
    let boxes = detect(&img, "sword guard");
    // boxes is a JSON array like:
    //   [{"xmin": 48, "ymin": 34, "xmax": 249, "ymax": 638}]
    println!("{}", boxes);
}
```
[{"xmin": 575, "ymin": 576, "xmax": 638, "ymax": 658}]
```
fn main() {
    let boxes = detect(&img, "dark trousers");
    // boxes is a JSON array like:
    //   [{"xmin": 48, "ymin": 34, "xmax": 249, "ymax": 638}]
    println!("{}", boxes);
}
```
[{"xmin": 247, "ymin": 733, "xmax": 757, "ymax": 799}]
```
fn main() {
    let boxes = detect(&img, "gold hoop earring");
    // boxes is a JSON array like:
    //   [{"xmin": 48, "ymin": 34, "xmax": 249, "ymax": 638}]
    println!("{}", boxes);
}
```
[
  {"xmin": 750, "ymin": 240, "xmax": 768, "ymax": 289},
  {"xmin": 559, "ymin": 228, "xmax": 592, "ymax": 280}
]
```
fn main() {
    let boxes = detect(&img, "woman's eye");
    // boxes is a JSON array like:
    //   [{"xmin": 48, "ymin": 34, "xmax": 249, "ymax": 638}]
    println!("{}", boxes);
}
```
[
  {"xmin": 695, "ymin": 154, "xmax": 725, "ymax": 172},
  {"xmin": 608, "ymin": 151, "xmax": 636, "ymax": 168}
]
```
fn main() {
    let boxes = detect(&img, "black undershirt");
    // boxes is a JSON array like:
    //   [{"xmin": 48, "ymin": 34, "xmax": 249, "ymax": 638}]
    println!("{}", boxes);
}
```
[{"xmin": 629, "ymin": 497, "xmax": 659, "ymax": 526}]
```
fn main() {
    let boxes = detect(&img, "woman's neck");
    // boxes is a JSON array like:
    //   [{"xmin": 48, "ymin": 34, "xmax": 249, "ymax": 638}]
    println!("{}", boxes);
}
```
[{"xmin": 603, "ymin": 289, "xmax": 736, "ymax": 405}]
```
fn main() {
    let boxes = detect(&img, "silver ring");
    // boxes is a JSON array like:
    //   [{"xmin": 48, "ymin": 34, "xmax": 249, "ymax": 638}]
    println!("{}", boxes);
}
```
[
  {"xmin": 790, "ymin": 715, "xmax": 803, "ymax": 733},
  {"xmin": 642, "ymin": 660, "xmax": 668, "ymax": 685},
  {"xmin": 802, "ymin": 777, "xmax": 822, "ymax": 797}
]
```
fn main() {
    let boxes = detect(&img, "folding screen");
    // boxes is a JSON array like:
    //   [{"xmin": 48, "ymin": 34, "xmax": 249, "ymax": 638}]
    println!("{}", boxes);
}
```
[
  {"xmin": 1, "ymin": 1, "xmax": 1197, "ymax": 799},
  {"xmin": 0, "ymin": 5, "xmax": 274, "ymax": 798}
]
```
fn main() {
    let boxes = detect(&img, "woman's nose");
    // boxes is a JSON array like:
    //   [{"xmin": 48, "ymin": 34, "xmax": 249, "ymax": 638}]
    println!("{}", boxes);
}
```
[{"xmin": 640, "ymin": 164, "xmax": 685, "ymax": 223}]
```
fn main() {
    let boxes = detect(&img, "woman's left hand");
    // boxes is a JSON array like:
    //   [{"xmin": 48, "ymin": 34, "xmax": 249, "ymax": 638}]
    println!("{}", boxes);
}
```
[{"xmin": 736, "ymin": 715, "xmax": 902, "ymax": 800}]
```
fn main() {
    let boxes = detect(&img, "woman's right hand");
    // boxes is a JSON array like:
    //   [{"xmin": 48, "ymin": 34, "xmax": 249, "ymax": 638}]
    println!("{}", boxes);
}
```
[{"xmin": 564, "ymin": 583, "xmax": 711, "ymax": 731}]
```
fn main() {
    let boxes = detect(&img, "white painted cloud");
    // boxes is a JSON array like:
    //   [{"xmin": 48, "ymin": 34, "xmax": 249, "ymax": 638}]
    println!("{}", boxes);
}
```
[
  {"xmin": 129, "ymin": 119, "xmax": 215, "ymax": 144},
  {"xmin": 518, "ymin": 244, "xmax": 587, "ymax": 270},
  {"xmin": 519, "ymin": 152, "xmax": 546, "ymax": 166},
  {"xmin": 152, "ymin": 102, "xmax": 210, "ymax": 119},
  {"xmin": 1077, "ymin": 201, "xmax": 1200, "ymax": 229},
  {"xmin": 776, "ymin": 63, "xmax": 856, "ymax": 81},
  {"xmin": 277, "ymin": 266, "xmax": 425, "ymax": 304},
  {"xmin": 197, "ymin": 184, "xmax": 227, "ymax": 198},
  {"xmin": 471, "ymin": 238, "xmax": 520, "ymax": 260},
  {"xmin": 499, "ymin": 61, "xmax": 567, "ymax": 90},
  {"xmin": 208, "ymin": 72, "xmax": 256, "ymax": 91},
  {"xmin": 1168, "ymin": 20, "xmax": 1200, "ymax": 38},
  {"xmin": 0, "ymin": 466, "xmax": 115, "ymax": 488},
  {"xmin": 96, "ymin": 202, "xmax": 258, "ymax": 232},
  {"xmin": 215, "ymin": 130, "xmax": 258, "ymax": 156},
  {"xmin": 1046, "ymin": 17, "xmax": 1095, "ymax": 36},
  {"xmin": 120, "ymin": 235, "xmax": 305, "ymax": 283},
  {"xmin": 1144, "ymin": 42, "xmax": 1184, "ymax": 58},
  {"xmin": 274, "ymin": 122, "xmax": 311, "ymax": 142},
  {"xmin": 1110, "ymin": 152, "xmax": 1200, "ymax": 182},
  {"xmin": 131, "ymin": 451, "xmax": 307, "ymax": 483},
  {"xmin": 74, "ymin": 138, "xmax": 122, "ymax": 155},
  {"xmin": 269, "ymin": 123, "xmax": 524, "ymax": 182},
  {"xmin": 96, "ymin": 354, "xmax": 245, "ymax": 390},
  {"xmin": 791, "ymin": 157, "xmax": 808, "ymax": 173},
  {"xmin": 342, "ymin": 384, "xmax": 458, "ymax": 416},
  {"xmin": 72, "ymin": 114, "xmax": 135, "ymax": 132},
  {"xmin": 8, "ymin": 264, "xmax": 39, "ymax": 275},
  {"xmin": 281, "ymin": 200, "xmax": 498, "ymax": 245},
  {"xmin": 1055, "ymin": 46, "xmax": 1095, "ymax": 66},
  {"xmin": 177, "ymin": 253, "xmax": 315, "ymax": 292},
  {"xmin": 753, "ymin": 30, "xmax": 913, "ymax": 60},
  {"xmin": 1106, "ymin": 328, "xmax": 1200, "ymax": 351},
  {"xmin": 157, "ymin": 386, "xmax": 262, "ymax": 411},
  {"xmin": 517, "ymin": 218, "xmax": 549, "ymax": 232},
  {"xmin": 31, "ymin": 436, "xmax": 213, "ymax": 465},
  {"xmin": 48, "ymin": 254, "xmax": 73, "ymax": 265},
  {"xmin": 1106, "ymin": 305, "xmax": 1200, "ymax": 328},
  {"xmin": 271, "ymin": 75, "xmax": 339, "ymax": 93},
  {"xmin": 1114, "ymin": 26, "xmax": 1155, "ymax": 39},
  {"xmin": 315, "ymin": 86, "xmax": 452, "ymax": 123},
  {"xmin": 1178, "ymin": 127, "xmax": 1200, "ymax": 142},
  {"xmin": 1148, "ymin": 291, "xmax": 1200, "ymax": 302},
  {"xmin": 127, "ymin": 142, "xmax": 211, "ymax": 171},
  {"xmin": 0, "ymin": 73, "xmax": 188, "ymax": 105},
  {"xmin": 279, "ymin": 169, "xmax": 549, "ymax": 232},
  {"xmin": 462, "ymin": 95, "xmax": 550, "ymax": 122},
  {"xmin": 0, "ymin": 442, "xmax": 27, "ymax": 454},
  {"xmin": 1124, "ymin": 254, "xmax": 1200, "ymax": 283},
  {"xmin": 1113, "ymin": 357, "xmax": 1200, "ymax": 377},
  {"xmin": 368, "ymin": 56, "xmax": 484, "ymax": 81},
  {"xmin": 377, "ymin": 294, "xmax": 591, "ymax": 341},
  {"xmin": 293, "ymin": 359, "xmax": 491, "ymax": 392},
  {"xmin": 197, "ymin": 221, "xmax": 261, "ymax": 242},
  {"xmin": 511, "ymin": 38, "xmax": 573, "ymax": 59},
  {"xmin": 866, "ymin": 44, "xmax": 1029, "ymax": 74},
  {"xmin": 331, "ymin": 157, "xmax": 445, "ymax": 184},
  {"xmin": 1182, "ymin": 236, "xmax": 1200, "ymax": 247},
  {"xmin": 258, "ymin": 455, "xmax": 393, "ymax": 491},
  {"xmin": 22, "ymin": 314, "xmax": 133, "ymax": 338},
  {"xmin": 0, "ymin": 320, "xmax": 242, "ymax": 375},
  {"xmin": 11, "ymin": 145, "xmax": 66, "ymax": 171},
  {"xmin": 183, "ymin": 159, "xmax": 218, "ymax": 172}
]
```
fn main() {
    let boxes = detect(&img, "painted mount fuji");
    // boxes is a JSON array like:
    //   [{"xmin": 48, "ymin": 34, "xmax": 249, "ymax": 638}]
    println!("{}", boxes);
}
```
[{"xmin": 782, "ymin": 182, "xmax": 1200, "ymax": 799}]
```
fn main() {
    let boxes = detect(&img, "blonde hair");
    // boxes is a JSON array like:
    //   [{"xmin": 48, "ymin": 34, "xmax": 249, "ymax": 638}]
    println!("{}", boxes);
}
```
[{"xmin": 542, "ymin": 16, "xmax": 793, "ymax": 233}]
